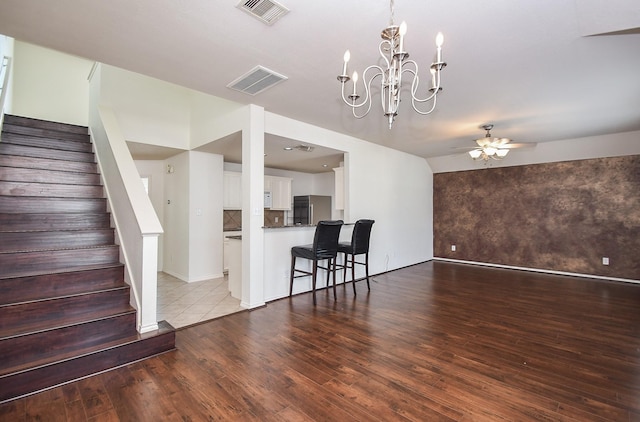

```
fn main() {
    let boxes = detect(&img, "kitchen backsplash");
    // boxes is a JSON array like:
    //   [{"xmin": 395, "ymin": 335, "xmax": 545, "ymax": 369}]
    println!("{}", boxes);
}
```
[
  {"xmin": 223, "ymin": 209, "xmax": 285, "ymax": 230},
  {"xmin": 223, "ymin": 210, "xmax": 241, "ymax": 230},
  {"xmin": 264, "ymin": 210, "xmax": 285, "ymax": 227}
]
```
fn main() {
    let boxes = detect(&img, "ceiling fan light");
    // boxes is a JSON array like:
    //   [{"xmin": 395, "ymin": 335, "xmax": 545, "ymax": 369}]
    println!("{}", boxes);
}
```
[
  {"xmin": 496, "ymin": 149, "xmax": 509, "ymax": 158},
  {"xmin": 469, "ymin": 149, "xmax": 482, "ymax": 159},
  {"xmin": 484, "ymin": 146, "xmax": 497, "ymax": 156}
]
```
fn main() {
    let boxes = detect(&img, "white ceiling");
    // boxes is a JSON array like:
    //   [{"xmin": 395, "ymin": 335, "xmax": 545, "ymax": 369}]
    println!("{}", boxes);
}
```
[{"xmin": 1, "ymin": 0, "xmax": 639, "ymax": 167}]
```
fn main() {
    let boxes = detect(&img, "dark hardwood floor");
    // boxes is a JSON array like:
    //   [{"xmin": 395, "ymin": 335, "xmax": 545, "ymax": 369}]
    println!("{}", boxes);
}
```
[{"xmin": 2, "ymin": 261, "xmax": 640, "ymax": 421}]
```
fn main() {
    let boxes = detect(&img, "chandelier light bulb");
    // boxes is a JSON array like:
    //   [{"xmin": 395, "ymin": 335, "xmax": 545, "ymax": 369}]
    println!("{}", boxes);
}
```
[
  {"xmin": 342, "ymin": 50, "xmax": 350, "ymax": 76},
  {"xmin": 399, "ymin": 21, "xmax": 407, "ymax": 52},
  {"xmin": 435, "ymin": 32, "xmax": 444, "ymax": 63},
  {"xmin": 352, "ymin": 71, "xmax": 358, "ymax": 96}
]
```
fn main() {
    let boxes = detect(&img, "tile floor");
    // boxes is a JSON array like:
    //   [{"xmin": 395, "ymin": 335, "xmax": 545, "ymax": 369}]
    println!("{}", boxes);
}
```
[{"xmin": 156, "ymin": 272, "xmax": 245, "ymax": 329}]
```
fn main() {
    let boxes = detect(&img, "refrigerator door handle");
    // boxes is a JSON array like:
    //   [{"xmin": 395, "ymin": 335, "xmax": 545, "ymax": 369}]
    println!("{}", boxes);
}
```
[{"xmin": 309, "ymin": 204, "xmax": 313, "ymax": 225}]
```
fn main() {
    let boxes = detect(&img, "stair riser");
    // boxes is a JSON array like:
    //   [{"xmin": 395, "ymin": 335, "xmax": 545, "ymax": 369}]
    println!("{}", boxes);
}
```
[
  {"xmin": 0, "ymin": 313, "xmax": 137, "ymax": 373},
  {"xmin": 2, "ymin": 115, "xmax": 89, "ymax": 136},
  {"xmin": 0, "ymin": 181, "xmax": 104, "ymax": 198},
  {"xmin": 0, "ymin": 230, "xmax": 115, "ymax": 253},
  {"xmin": 0, "ymin": 197, "xmax": 107, "ymax": 214},
  {"xmin": 0, "ymin": 143, "xmax": 95, "ymax": 163},
  {"xmin": 0, "ymin": 265, "xmax": 124, "ymax": 305},
  {"xmin": 0, "ymin": 167, "xmax": 101, "ymax": 186},
  {"xmin": 0, "ymin": 329, "xmax": 175, "ymax": 403},
  {"xmin": 1, "ymin": 133, "xmax": 93, "ymax": 153},
  {"xmin": 0, "ymin": 288, "xmax": 131, "ymax": 336},
  {"xmin": 0, "ymin": 155, "xmax": 97, "ymax": 174},
  {"xmin": 0, "ymin": 213, "xmax": 111, "ymax": 232},
  {"xmin": 2, "ymin": 124, "xmax": 89, "ymax": 143},
  {"xmin": 0, "ymin": 246, "xmax": 120, "ymax": 279}
]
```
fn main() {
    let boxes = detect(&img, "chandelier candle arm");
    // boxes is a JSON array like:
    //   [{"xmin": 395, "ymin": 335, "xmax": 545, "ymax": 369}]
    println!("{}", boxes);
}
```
[{"xmin": 337, "ymin": 0, "xmax": 447, "ymax": 129}]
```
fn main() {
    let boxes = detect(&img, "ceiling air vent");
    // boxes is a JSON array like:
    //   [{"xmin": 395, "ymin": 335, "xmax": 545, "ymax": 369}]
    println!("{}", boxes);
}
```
[
  {"xmin": 236, "ymin": 0, "xmax": 289, "ymax": 25},
  {"xmin": 227, "ymin": 65, "xmax": 288, "ymax": 96}
]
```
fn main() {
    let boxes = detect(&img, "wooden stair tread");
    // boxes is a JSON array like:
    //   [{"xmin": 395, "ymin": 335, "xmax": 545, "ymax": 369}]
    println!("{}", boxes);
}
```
[
  {"xmin": 0, "ymin": 133, "xmax": 93, "ymax": 152},
  {"xmin": 0, "ymin": 143, "xmax": 96, "ymax": 163},
  {"xmin": 1, "ymin": 125, "xmax": 90, "ymax": 143},
  {"xmin": 0, "ymin": 332, "xmax": 141, "ymax": 378},
  {"xmin": 0, "ymin": 265, "xmax": 124, "ymax": 305},
  {"xmin": 0, "ymin": 321, "xmax": 175, "ymax": 403},
  {"xmin": 0, "ymin": 260, "xmax": 122, "ymax": 280},
  {"xmin": 0, "ymin": 229, "xmax": 115, "ymax": 253},
  {"xmin": 2, "ymin": 115, "xmax": 89, "ymax": 136},
  {"xmin": 0, "ymin": 166, "xmax": 101, "ymax": 185},
  {"xmin": 0, "ymin": 196, "xmax": 107, "ymax": 213},
  {"xmin": 0, "ymin": 298, "xmax": 134, "ymax": 339},
  {"xmin": 0, "ymin": 154, "xmax": 98, "ymax": 173}
]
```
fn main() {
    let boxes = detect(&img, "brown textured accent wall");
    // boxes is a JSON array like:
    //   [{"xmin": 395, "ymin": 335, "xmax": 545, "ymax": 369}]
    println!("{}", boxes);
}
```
[{"xmin": 433, "ymin": 155, "xmax": 640, "ymax": 280}]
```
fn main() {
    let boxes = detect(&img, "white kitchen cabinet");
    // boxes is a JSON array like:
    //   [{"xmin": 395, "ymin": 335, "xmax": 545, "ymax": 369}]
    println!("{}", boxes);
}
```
[
  {"xmin": 264, "ymin": 175, "xmax": 292, "ymax": 210},
  {"xmin": 333, "ymin": 167, "xmax": 344, "ymax": 210},
  {"xmin": 223, "ymin": 171, "xmax": 242, "ymax": 210}
]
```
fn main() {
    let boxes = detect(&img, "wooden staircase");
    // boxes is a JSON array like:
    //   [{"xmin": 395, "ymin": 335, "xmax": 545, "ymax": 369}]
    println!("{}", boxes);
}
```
[{"xmin": 0, "ymin": 114, "xmax": 175, "ymax": 403}]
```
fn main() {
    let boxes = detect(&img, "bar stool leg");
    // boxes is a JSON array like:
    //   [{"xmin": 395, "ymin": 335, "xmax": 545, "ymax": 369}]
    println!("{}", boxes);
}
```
[
  {"xmin": 365, "ymin": 252, "xmax": 371, "ymax": 291},
  {"xmin": 289, "ymin": 256, "xmax": 296, "ymax": 297},
  {"xmin": 312, "ymin": 261, "xmax": 318, "ymax": 305},
  {"xmin": 332, "ymin": 258, "xmax": 337, "ymax": 300},
  {"xmin": 351, "ymin": 254, "xmax": 356, "ymax": 294}
]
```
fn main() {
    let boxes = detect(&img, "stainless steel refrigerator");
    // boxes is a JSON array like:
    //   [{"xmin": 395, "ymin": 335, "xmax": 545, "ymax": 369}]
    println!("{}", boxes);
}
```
[{"xmin": 293, "ymin": 195, "xmax": 332, "ymax": 225}]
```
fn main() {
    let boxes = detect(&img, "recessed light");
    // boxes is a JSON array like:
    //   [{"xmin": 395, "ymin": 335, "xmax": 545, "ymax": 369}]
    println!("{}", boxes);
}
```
[
  {"xmin": 283, "ymin": 147, "xmax": 293, "ymax": 151},
  {"xmin": 322, "ymin": 164, "xmax": 328, "ymax": 167}
]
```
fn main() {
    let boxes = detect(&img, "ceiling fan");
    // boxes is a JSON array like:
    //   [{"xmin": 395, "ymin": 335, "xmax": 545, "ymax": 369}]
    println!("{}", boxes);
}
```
[{"xmin": 463, "ymin": 124, "xmax": 535, "ymax": 161}]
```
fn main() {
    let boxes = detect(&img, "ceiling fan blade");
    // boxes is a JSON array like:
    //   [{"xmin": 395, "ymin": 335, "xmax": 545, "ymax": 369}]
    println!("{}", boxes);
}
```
[
  {"xmin": 502, "ymin": 142, "xmax": 537, "ymax": 149},
  {"xmin": 452, "ymin": 146, "xmax": 482, "ymax": 151}
]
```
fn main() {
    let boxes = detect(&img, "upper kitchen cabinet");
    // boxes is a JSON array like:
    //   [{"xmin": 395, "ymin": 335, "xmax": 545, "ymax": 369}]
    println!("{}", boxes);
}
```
[
  {"xmin": 265, "ymin": 175, "xmax": 292, "ymax": 210},
  {"xmin": 223, "ymin": 171, "xmax": 242, "ymax": 210}
]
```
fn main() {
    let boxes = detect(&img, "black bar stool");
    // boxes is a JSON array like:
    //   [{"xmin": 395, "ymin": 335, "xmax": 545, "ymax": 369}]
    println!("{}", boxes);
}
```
[
  {"xmin": 289, "ymin": 220, "xmax": 343, "ymax": 305},
  {"xmin": 337, "ymin": 219, "xmax": 375, "ymax": 294}
]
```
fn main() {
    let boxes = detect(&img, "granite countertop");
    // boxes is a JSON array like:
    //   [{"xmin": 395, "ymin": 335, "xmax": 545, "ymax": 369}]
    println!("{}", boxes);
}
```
[
  {"xmin": 226, "ymin": 235, "xmax": 242, "ymax": 240},
  {"xmin": 263, "ymin": 224, "xmax": 316, "ymax": 229},
  {"xmin": 263, "ymin": 222, "xmax": 354, "ymax": 229}
]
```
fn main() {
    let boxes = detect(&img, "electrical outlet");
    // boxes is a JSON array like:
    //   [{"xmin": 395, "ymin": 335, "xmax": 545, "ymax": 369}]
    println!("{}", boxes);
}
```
[
  {"xmin": 602, "ymin": 257, "xmax": 609, "ymax": 266},
  {"xmin": 451, "ymin": 245, "xmax": 456, "ymax": 252}
]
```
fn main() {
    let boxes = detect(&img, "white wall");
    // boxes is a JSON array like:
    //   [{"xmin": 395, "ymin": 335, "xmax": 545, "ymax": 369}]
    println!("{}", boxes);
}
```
[
  {"xmin": 427, "ymin": 130, "xmax": 640, "ymax": 173},
  {"xmin": 189, "ymin": 90, "xmax": 243, "ymax": 146},
  {"xmin": 188, "ymin": 151, "xmax": 224, "ymax": 281},
  {"xmin": 99, "ymin": 65, "xmax": 192, "ymax": 149},
  {"xmin": 11, "ymin": 41, "xmax": 92, "ymax": 126},
  {"xmin": 134, "ymin": 160, "xmax": 166, "ymax": 271},
  {"xmin": 163, "ymin": 151, "xmax": 190, "ymax": 280}
]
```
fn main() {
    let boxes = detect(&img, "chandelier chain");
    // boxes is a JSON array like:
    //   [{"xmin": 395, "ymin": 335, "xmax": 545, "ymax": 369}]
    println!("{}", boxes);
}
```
[{"xmin": 389, "ymin": 0, "xmax": 395, "ymax": 25}]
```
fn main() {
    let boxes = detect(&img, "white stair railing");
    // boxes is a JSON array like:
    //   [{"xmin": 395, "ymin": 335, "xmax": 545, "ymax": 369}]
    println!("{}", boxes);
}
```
[{"xmin": 0, "ymin": 56, "xmax": 12, "ymax": 133}]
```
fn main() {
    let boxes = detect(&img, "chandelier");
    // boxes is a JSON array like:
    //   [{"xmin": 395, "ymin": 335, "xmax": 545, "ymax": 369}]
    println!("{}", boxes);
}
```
[
  {"xmin": 337, "ymin": 0, "xmax": 446, "ymax": 129},
  {"xmin": 468, "ymin": 124, "xmax": 511, "ymax": 161}
]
